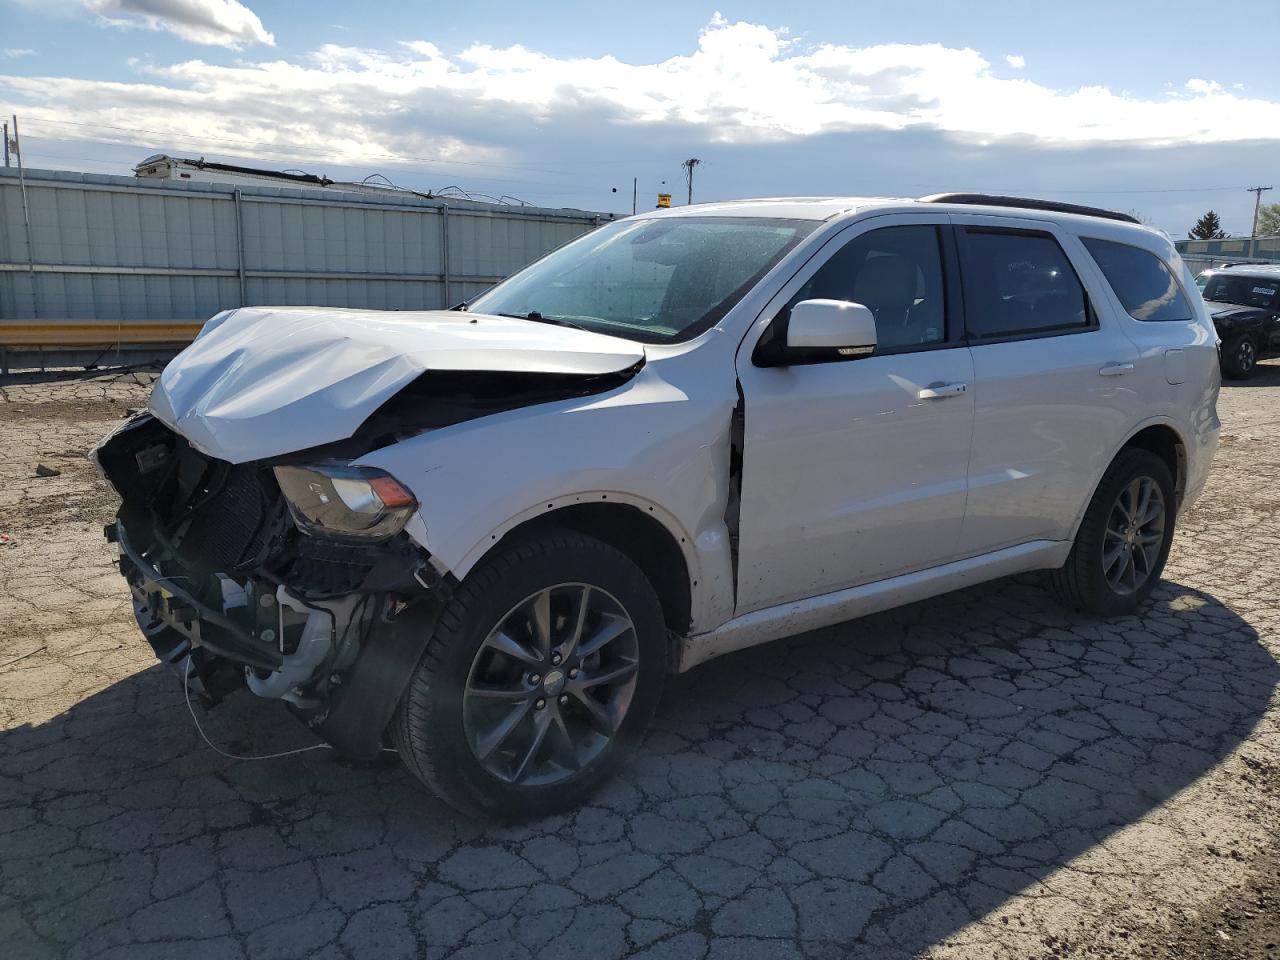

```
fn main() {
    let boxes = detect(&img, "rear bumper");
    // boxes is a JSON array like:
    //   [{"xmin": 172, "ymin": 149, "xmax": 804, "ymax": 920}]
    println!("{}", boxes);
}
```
[{"xmin": 1181, "ymin": 424, "xmax": 1219, "ymax": 512}]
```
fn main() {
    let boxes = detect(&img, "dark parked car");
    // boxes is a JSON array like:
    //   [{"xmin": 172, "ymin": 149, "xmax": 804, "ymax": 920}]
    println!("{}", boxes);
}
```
[{"xmin": 1201, "ymin": 266, "xmax": 1280, "ymax": 378}]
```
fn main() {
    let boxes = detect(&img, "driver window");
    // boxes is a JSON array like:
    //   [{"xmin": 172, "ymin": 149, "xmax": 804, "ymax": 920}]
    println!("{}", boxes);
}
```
[{"xmin": 760, "ymin": 225, "xmax": 948, "ymax": 358}]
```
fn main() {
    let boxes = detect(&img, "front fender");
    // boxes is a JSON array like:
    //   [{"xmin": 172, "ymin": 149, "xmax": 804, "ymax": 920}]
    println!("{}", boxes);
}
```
[
  {"xmin": 449, "ymin": 489, "xmax": 698, "ymax": 580},
  {"xmin": 356, "ymin": 358, "xmax": 739, "ymax": 634}
]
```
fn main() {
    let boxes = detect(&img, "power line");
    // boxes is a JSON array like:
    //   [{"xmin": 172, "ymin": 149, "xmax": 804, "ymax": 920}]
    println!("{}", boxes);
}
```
[
  {"xmin": 996, "ymin": 185, "xmax": 1254, "ymax": 196},
  {"xmin": 1056, "ymin": 187, "xmax": 1249, "ymax": 195}
]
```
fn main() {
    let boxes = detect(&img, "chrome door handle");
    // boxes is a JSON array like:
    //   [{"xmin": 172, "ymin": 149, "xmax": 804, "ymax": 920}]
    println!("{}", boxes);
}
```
[
  {"xmin": 1099, "ymin": 362, "xmax": 1135, "ymax": 377},
  {"xmin": 917, "ymin": 382, "xmax": 968, "ymax": 400}
]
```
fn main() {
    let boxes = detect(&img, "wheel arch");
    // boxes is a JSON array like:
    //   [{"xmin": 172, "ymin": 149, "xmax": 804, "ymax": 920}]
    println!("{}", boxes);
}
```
[
  {"xmin": 452, "ymin": 496, "xmax": 696, "ymax": 641},
  {"xmin": 1120, "ymin": 422, "xmax": 1187, "ymax": 505},
  {"xmin": 1070, "ymin": 418, "xmax": 1188, "ymax": 541}
]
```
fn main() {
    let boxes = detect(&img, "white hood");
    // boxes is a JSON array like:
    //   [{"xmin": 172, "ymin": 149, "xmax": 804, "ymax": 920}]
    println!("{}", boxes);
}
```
[{"xmin": 150, "ymin": 307, "xmax": 645, "ymax": 463}]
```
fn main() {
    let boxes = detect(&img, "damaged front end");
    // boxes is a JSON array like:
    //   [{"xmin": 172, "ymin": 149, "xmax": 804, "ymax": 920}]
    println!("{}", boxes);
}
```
[{"xmin": 95, "ymin": 413, "xmax": 447, "ymax": 760}]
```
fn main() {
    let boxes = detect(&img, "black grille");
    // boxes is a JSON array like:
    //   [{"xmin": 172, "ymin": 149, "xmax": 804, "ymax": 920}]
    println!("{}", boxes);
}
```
[
  {"xmin": 176, "ymin": 463, "xmax": 281, "ymax": 573},
  {"xmin": 100, "ymin": 415, "xmax": 285, "ymax": 575},
  {"xmin": 273, "ymin": 536, "xmax": 382, "ymax": 595}
]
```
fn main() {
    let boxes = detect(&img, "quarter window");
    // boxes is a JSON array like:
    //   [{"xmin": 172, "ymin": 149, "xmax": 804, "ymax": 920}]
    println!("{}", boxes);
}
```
[
  {"xmin": 959, "ymin": 228, "xmax": 1091, "ymax": 339},
  {"xmin": 1082, "ymin": 238, "xmax": 1193, "ymax": 322}
]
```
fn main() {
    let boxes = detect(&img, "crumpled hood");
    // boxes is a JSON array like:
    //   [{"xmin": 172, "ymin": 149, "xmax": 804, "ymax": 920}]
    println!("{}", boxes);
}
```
[
  {"xmin": 150, "ymin": 307, "xmax": 645, "ymax": 463},
  {"xmin": 1205, "ymin": 300, "xmax": 1276, "ymax": 326}
]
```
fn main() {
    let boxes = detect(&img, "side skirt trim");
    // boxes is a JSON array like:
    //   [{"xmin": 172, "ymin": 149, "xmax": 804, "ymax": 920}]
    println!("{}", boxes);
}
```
[{"xmin": 676, "ymin": 539, "xmax": 1070, "ymax": 671}]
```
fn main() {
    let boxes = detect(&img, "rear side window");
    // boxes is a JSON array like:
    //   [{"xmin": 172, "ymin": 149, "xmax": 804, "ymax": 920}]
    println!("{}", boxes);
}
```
[
  {"xmin": 959, "ymin": 228, "xmax": 1091, "ymax": 339},
  {"xmin": 1082, "ymin": 238, "xmax": 1194, "ymax": 322}
]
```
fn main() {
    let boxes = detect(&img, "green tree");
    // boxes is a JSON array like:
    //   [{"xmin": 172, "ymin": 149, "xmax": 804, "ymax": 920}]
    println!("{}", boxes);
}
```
[
  {"xmin": 1256, "ymin": 202, "xmax": 1280, "ymax": 237},
  {"xmin": 1188, "ymin": 210, "xmax": 1229, "ymax": 240}
]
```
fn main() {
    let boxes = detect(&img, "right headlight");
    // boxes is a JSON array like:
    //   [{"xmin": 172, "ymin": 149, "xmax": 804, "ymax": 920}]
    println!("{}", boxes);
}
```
[{"xmin": 273, "ymin": 462, "xmax": 417, "ymax": 540}]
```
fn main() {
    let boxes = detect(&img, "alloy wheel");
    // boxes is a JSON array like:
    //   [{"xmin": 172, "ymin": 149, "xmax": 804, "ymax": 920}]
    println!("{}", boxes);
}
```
[
  {"xmin": 462, "ymin": 583, "xmax": 640, "ymax": 786},
  {"xmin": 1238, "ymin": 339, "xmax": 1256, "ymax": 373},
  {"xmin": 1101, "ymin": 476, "xmax": 1166, "ymax": 596}
]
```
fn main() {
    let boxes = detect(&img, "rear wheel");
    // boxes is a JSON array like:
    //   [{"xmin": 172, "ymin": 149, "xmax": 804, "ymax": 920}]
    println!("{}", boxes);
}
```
[
  {"xmin": 1049, "ymin": 448, "xmax": 1176, "ymax": 616},
  {"xmin": 393, "ymin": 531, "xmax": 666, "ymax": 818},
  {"xmin": 1221, "ymin": 334, "xmax": 1258, "ymax": 379}
]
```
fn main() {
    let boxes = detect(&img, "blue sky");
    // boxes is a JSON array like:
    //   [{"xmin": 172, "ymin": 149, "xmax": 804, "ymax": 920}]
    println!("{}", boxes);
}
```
[{"xmin": 3, "ymin": 0, "xmax": 1279, "ymax": 234}]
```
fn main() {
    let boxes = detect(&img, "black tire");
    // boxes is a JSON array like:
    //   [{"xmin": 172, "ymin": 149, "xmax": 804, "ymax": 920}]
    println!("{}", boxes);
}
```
[
  {"xmin": 1049, "ymin": 448, "xmax": 1177, "ymax": 616},
  {"xmin": 393, "ymin": 530, "xmax": 666, "ymax": 819},
  {"xmin": 1220, "ymin": 334, "xmax": 1259, "ymax": 380}
]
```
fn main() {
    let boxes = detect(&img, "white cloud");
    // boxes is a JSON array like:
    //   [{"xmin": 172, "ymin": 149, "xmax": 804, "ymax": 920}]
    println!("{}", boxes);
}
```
[
  {"xmin": 1005, "ymin": 54, "xmax": 1025, "ymax": 69},
  {"xmin": 1, "ymin": 14, "xmax": 1277, "ymax": 173},
  {"xmin": 1184, "ymin": 78, "xmax": 1223, "ymax": 95},
  {"xmin": 3, "ymin": 48, "xmax": 37, "ymax": 58},
  {"xmin": 85, "ymin": 0, "xmax": 274, "ymax": 48}
]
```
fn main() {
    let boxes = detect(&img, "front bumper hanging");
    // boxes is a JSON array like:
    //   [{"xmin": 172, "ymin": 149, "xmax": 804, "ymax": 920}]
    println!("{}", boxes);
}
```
[{"xmin": 111, "ymin": 521, "xmax": 285, "ymax": 673}]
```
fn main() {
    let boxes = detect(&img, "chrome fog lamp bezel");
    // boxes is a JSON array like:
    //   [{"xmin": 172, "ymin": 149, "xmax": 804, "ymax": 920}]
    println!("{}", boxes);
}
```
[{"xmin": 273, "ymin": 462, "xmax": 417, "ymax": 540}]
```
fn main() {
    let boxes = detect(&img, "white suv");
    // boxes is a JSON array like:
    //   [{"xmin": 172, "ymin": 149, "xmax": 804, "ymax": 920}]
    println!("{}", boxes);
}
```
[{"xmin": 96, "ymin": 193, "xmax": 1220, "ymax": 816}]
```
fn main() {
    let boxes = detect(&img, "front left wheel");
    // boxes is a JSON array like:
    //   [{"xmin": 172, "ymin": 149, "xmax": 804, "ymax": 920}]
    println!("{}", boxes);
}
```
[{"xmin": 393, "ymin": 530, "xmax": 666, "ymax": 819}]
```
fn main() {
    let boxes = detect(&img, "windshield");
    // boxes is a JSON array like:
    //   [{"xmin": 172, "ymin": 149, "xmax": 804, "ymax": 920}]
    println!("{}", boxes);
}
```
[
  {"xmin": 469, "ymin": 216, "xmax": 818, "ymax": 343},
  {"xmin": 1202, "ymin": 274, "xmax": 1280, "ymax": 310}
]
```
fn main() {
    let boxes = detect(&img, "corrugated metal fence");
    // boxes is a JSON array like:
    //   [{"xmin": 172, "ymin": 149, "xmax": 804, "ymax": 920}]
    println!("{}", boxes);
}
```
[
  {"xmin": 0, "ymin": 166, "xmax": 607, "ymax": 350},
  {"xmin": 1176, "ymin": 236, "xmax": 1280, "ymax": 276}
]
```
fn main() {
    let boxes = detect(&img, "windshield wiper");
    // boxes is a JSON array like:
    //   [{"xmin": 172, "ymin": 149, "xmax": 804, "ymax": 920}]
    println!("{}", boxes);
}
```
[{"xmin": 495, "ymin": 311, "xmax": 594, "ymax": 333}]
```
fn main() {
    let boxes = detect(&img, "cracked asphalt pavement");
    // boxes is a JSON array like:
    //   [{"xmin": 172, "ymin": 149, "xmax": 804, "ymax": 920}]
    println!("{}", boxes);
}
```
[{"xmin": 1, "ymin": 365, "xmax": 1278, "ymax": 960}]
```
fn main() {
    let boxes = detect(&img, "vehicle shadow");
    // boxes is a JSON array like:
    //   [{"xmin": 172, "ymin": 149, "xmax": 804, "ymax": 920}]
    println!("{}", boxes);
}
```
[
  {"xmin": 0, "ymin": 364, "xmax": 163, "ymax": 389},
  {"xmin": 0, "ymin": 574, "xmax": 1274, "ymax": 959},
  {"xmin": 1221, "ymin": 358, "xmax": 1280, "ymax": 387}
]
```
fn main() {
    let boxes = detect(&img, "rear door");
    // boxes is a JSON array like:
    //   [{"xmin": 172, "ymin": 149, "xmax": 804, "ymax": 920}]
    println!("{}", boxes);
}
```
[
  {"xmin": 733, "ymin": 215, "xmax": 975, "ymax": 615},
  {"xmin": 1077, "ymin": 234, "xmax": 1217, "ymax": 393},
  {"xmin": 952, "ymin": 215, "xmax": 1142, "ymax": 555}
]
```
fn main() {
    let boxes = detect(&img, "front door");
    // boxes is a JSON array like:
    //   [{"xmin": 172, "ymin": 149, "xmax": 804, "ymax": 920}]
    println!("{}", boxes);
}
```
[{"xmin": 734, "ymin": 216, "xmax": 975, "ymax": 615}]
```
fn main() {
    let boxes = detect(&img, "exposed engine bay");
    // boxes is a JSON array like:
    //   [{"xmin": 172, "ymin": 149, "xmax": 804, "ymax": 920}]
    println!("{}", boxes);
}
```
[
  {"xmin": 95, "ymin": 412, "xmax": 447, "ymax": 759},
  {"xmin": 93, "ymin": 346, "xmax": 649, "ymax": 760}
]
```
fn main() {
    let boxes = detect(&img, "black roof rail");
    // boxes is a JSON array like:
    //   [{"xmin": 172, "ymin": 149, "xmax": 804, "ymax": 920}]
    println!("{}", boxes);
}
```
[{"xmin": 920, "ymin": 193, "xmax": 1140, "ymax": 225}]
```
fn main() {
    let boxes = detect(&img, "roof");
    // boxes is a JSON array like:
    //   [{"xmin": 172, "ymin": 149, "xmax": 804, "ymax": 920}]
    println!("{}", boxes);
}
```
[
  {"xmin": 634, "ymin": 197, "xmax": 882, "ymax": 221},
  {"xmin": 634, "ymin": 195, "xmax": 1153, "ymax": 230},
  {"xmin": 919, "ymin": 192, "xmax": 1139, "ymax": 224}
]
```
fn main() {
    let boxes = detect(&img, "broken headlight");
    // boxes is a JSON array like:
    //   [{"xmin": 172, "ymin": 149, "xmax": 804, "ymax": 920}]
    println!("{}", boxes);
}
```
[{"xmin": 273, "ymin": 463, "xmax": 417, "ymax": 540}]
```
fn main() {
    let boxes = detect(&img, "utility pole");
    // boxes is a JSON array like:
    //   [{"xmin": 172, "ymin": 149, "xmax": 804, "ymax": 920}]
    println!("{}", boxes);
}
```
[
  {"xmin": 3, "ymin": 121, "xmax": 8, "ymax": 167},
  {"xmin": 1247, "ymin": 185, "xmax": 1272, "ymax": 257},
  {"xmin": 613, "ymin": 178, "xmax": 640, "ymax": 216},
  {"xmin": 681, "ymin": 158, "xmax": 701, "ymax": 205},
  {"xmin": 12, "ymin": 115, "xmax": 37, "ymax": 317}
]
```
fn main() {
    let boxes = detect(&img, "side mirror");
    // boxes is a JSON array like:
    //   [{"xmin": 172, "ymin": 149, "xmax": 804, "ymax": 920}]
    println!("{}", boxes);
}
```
[{"xmin": 786, "ymin": 299, "xmax": 877, "ymax": 356}]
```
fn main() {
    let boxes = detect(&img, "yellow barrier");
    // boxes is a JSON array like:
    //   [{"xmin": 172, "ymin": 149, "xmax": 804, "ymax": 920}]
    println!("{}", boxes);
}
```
[{"xmin": 0, "ymin": 322, "xmax": 203, "ymax": 347}]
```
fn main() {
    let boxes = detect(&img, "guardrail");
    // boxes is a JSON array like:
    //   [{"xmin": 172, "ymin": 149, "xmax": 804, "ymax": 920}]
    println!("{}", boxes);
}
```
[
  {"xmin": 0, "ymin": 321, "xmax": 203, "ymax": 346},
  {"xmin": 0, "ymin": 320, "xmax": 202, "ymax": 374}
]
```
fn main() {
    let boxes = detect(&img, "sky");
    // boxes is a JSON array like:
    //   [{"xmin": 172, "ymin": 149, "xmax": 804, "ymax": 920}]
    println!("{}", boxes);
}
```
[{"xmin": 2, "ymin": 0, "xmax": 1279, "ymax": 235}]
